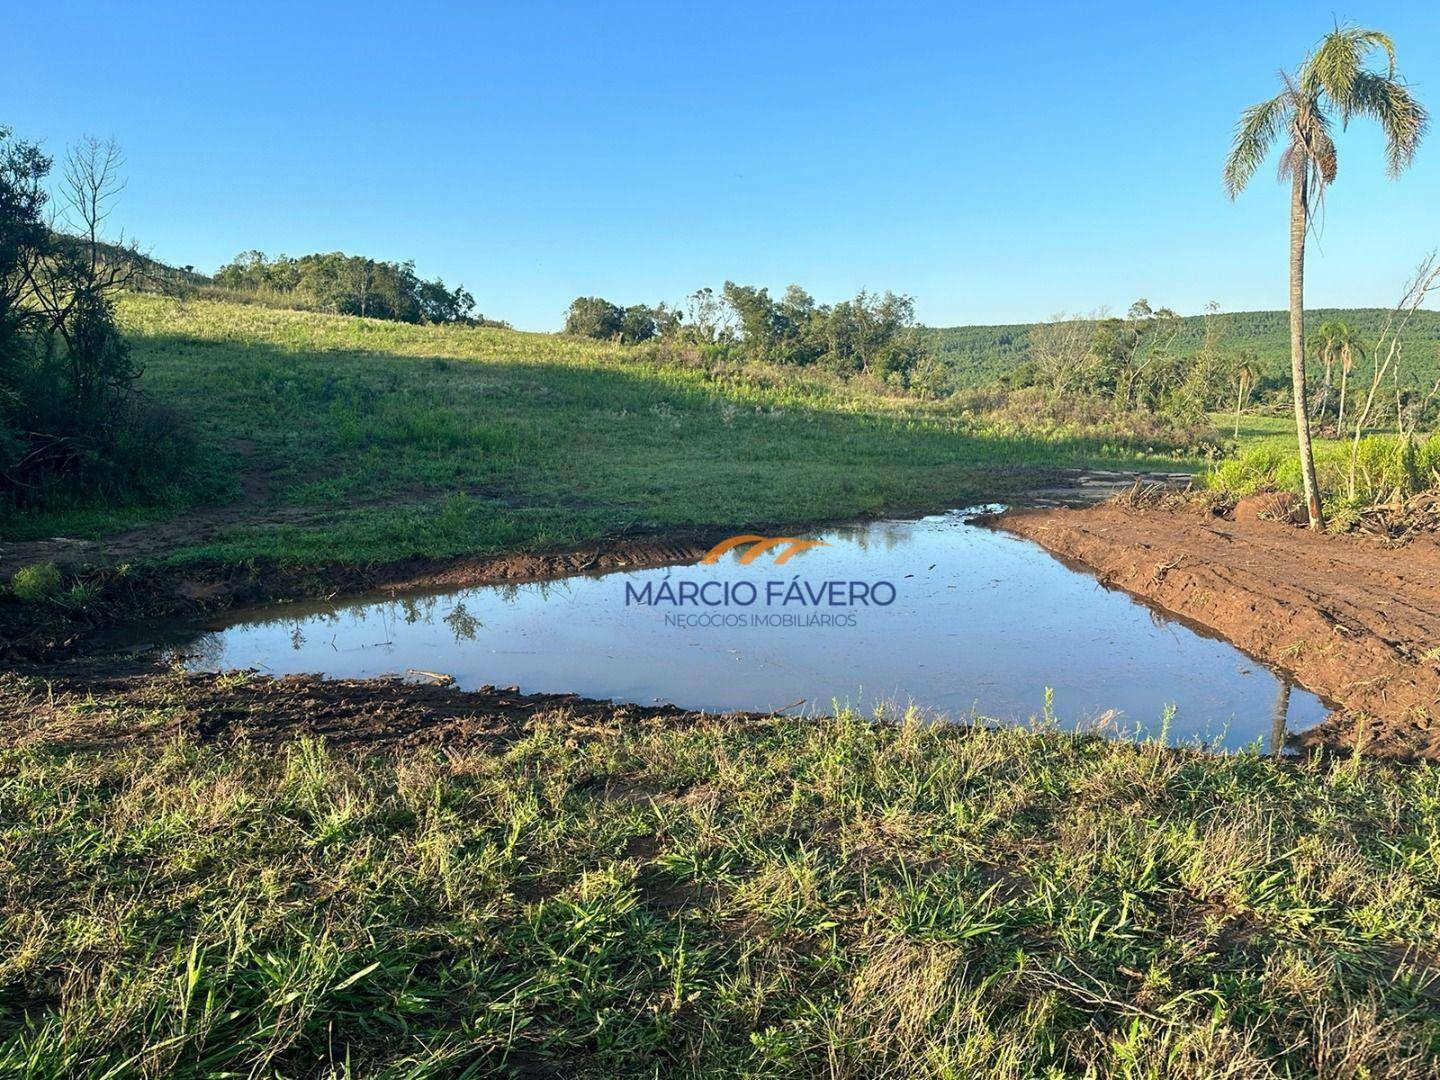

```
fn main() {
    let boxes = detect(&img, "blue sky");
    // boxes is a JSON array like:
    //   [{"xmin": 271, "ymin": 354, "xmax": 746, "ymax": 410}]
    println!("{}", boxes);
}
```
[{"xmin": 10, "ymin": 1, "xmax": 1439, "ymax": 330}]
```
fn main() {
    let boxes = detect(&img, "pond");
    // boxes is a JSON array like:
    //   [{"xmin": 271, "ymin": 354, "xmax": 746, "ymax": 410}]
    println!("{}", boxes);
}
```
[{"xmin": 173, "ymin": 510, "xmax": 1328, "ymax": 751}]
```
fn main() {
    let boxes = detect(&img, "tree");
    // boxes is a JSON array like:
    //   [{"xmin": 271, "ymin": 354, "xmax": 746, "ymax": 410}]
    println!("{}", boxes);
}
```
[
  {"xmin": 564, "ymin": 296, "xmax": 623, "ymax": 339},
  {"xmin": 619, "ymin": 304, "xmax": 658, "ymax": 344},
  {"xmin": 26, "ymin": 138, "xmax": 145, "ymax": 440},
  {"xmin": 1309, "ymin": 319, "xmax": 1342, "ymax": 418},
  {"xmin": 1231, "ymin": 349, "xmax": 1263, "ymax": 438},
  {"xmin": 721, "ymin": 282, "xmax": 782, "ymax": 357},
  {"xmin": 684, "ymin": 287, "xmax": 725, "ymax": 344},
  {"xmin": 0, "ymin": 127, "xmax": 52, "ymax": 476},
  {"xmin": 1028, "ymin": 314, "xmax": 1092, "ymax": 394},
  {"xmin": 416, "ymin": 278, "xmax": 475, "ymax": 325},
  {"xmin": 1336, "ymin": 325, "xmax": 1365, "ymax": 431},
  {"xmin": 1089, "ymin": 300, "xmax": 1179, "ymax": 409},
  {"xmin": 1224, "ymin": 25, "xmax": 1428, "ymax": 528},
  {"xmin": 2, "ymin": 133, "xmax": 148, "ymax": 497},
  {"xmin": 214, "ymin": 250, "xmax": 475, "ymax": 325}
]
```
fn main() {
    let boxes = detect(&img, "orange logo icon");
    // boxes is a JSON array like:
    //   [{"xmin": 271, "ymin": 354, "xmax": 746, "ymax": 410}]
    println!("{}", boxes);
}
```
[{"xmin": 700, "ymin": 535, "xmax": 828, "ymax": 566}]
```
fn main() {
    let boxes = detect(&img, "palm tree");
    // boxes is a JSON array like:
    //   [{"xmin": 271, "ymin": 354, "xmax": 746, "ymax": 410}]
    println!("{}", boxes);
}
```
[
  {"xmin": 1310, "ymin": 319, "xmax": 1342, "ymax": 418},
  {"xmin": 1224, "ymin": 26, "xmax": 1427, "ymax": 529},
  {"xmin": 1231, "ymin": 350, "xmax": 1263, "ymax": 438},
  {"xmin": 1336, "ymin": 326, "xmax": 1365, "ymax": 432}
]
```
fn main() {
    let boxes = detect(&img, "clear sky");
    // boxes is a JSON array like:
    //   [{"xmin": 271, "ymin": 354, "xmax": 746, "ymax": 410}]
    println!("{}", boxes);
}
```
[{"xmin": 10, "ymin": 1, "xmax": 1439, "ymax": 330}]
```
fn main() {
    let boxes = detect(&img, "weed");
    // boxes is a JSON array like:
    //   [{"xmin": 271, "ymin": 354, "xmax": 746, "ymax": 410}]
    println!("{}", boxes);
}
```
[{"xmin": 9, "ymin": 562, "xmax": 62, "ymax": 603}]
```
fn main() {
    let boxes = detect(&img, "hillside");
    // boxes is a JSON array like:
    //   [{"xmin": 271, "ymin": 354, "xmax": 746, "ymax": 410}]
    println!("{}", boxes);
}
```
[
  {"xmin": 1, "ymin": 294, "xmax": 1193, "ymax": 562},
  {"xmin": 926, "ymin": 307, "xmax": 1440, "ymax": 388}
]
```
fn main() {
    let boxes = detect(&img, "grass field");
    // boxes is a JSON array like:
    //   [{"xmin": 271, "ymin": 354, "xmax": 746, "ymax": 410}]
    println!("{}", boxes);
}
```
[
  {"xmin": 4, "ymin": 673, "xmax": 1439, "ymax": 1077},
  {"xmin": 2, "ymin": 295, "xmax": 1197, "ymax": 566}
]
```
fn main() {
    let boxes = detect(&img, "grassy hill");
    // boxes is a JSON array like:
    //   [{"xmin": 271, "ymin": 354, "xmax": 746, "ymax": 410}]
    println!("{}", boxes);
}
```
[
  {"xmin": 1, "ymin": 294, "xmax": 1197, "ymax": 563},
  {"xmin": 927, "ymin": 308, "xmax": 1440, "ymax": 388}
]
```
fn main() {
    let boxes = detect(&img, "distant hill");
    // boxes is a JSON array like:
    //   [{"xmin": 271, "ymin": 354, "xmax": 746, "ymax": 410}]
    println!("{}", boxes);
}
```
[{"xmin": 925, "ymin": 308, "xmax": 1440, "ymax": 388}]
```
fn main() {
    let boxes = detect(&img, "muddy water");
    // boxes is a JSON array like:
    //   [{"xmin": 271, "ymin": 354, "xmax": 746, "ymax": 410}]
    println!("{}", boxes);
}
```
[{"xmin": 174, "ymin": 511, "xmax": 1327, "ymax": 751}]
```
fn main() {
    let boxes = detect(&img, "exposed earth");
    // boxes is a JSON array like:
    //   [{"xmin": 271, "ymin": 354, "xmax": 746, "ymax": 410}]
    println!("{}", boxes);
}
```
[{"xmin": 995, "ymin": 499, "xmax": 1440, "ymax": 761}]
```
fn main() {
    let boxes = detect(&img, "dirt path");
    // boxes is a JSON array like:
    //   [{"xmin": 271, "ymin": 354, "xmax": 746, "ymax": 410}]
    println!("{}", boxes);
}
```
[{"xmin": 994, "ymin": 503, "xmax": 1440, "ymax": 761}]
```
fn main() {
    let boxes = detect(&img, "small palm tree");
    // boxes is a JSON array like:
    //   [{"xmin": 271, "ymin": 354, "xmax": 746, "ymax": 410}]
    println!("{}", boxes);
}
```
[
  {"xmin": 1336, "ymin": 327, "xmax": 1365, "ymax": 432},
  {"xmin": 1310, "ymin": 319, "xmax": 1342, "ymax": 417},
  {"xmin": 1224, "ymin": 26, "xmax": 1427, "ymax": 528},
  {"xmin": 1232, "ymin": 350, "xmax": 1264, "ymax": 438}
]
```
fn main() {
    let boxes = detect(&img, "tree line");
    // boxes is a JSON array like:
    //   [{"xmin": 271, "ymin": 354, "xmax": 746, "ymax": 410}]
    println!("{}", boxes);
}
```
[
  {"xmin": 1019, "ymin": 300, "xmax": 1245, "ymax": 420},
  {"xmin": 212, "ymin": 250, "xmax": 484, "ymax": 326},
  {"xmin": 564, "ymin": 283, "xmax": 939, "ymax": 389}
]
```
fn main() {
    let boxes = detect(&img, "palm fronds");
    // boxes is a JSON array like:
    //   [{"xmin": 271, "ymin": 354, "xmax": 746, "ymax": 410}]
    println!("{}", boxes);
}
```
[
  {"xmin": 1346, "ymin": 70, "xmax": 1429, "ymax": 176},
  {"xmin": 1223, "ymin": 91, "xmax": 1290, "ymax": 198}
]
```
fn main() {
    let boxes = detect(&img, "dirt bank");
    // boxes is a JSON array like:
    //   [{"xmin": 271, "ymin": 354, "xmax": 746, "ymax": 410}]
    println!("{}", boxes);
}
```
[
  {"xmin": 1, "ymin": 467, "xmax": 1189, "ymax": 664},
  {"xmin": 1, "ymin": 663, "xmax": 749, "ymax": 754},
  {"xmin": 0, "ymin": 532, "xmax": 721, "ymax": 664},
  {"xmin": 994, "ymin": 502, "xmax": 1440, "ymax": 761}
]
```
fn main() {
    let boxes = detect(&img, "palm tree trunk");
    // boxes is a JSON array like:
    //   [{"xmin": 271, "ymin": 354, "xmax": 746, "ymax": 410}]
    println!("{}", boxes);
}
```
[
  {"xmin": 1313, "ymin": 354, "xmax": 1333, "ymax": 418},
  {"xmin": 1289, "ymin": 168, "xmax": 1324, "ymax": 528},
  {"xmin": 1337, "ymin": 365, "xmax": 1348, "ymax": 432},
  {"xmin": 1234, "ymin": 379, "xmax": 1245, "ymax": 438}
]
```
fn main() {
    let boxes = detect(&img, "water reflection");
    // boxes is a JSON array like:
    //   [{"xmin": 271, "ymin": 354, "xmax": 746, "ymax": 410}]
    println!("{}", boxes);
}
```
[
  {"xmin": 172, "ymin": 512, "xmax": 1330, "ymax": 750},
  {"xmin": 1271, "ymin": 680, "xmax": 1292, "ymax": 756}
]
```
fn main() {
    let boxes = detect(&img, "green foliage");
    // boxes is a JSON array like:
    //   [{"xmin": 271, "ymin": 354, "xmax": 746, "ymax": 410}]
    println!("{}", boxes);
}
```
[
  {"xmin": 9, "ymin": 561, "xmax": 61, "ymax": 602},
  {"xmin": 564, "ymin": 295, "xmax": 624, "ymax": 339},
  {"xmin": 926, "ymin": 307, "xmax": 1440, "ymax": 392},
  {"xmin": 1207, "ymin": 444, "xmax": 1296, "ymax": 498},
  {"xmin": 2, "ymin": 686, "xmax": 1438, "ymax": 1075},
  {"xmin": 971, "ymin": 385, "xmax": 1223, "ymax": 457},
  {"xmin": 212, "ymin": 250, "xmax": 478, "ymax": 325},
  {"xmin": 569, "ymin": 284, "xmax": 931, "ymax": 385},
  {"xmin": 714, "ymin": 282, "xmax": 927, "ymax": 382},
  {"xmin": 1207, "ymin": 433, "xmax": 1440, "ymax": 511},
  {"xmin": 1224, "ymin": 26, "xmax": 1427, "ymax": 200},
  {"xmin": 564, "ymin": 298, "xmax": 676, "ymax": 345}
]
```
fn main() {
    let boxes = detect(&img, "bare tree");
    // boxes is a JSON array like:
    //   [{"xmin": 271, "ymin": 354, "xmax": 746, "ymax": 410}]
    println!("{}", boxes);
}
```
[
  {"xmin": 1346, "ymin": 253, "xmax": 1440, "ymax": 500},
  {"xmin": 19, "ymin": 137, "xmax": 145, "ymax": 444},
  {"xmin": 1028, "ymin": 314, "xmax": 1093, "ymax": 394}
]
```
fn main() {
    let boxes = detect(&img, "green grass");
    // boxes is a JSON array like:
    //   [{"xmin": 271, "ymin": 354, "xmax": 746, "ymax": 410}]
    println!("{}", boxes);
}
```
[
  {"xmin": 3, "ymin": 295, "xmax": 1198, "ymax": 566},
  {"xmin": 1207, "ymin": 411, "xmax": 1440, "ymax": 525},
  {"xmin": 2, "ymin": 679, "xmax": 1438, "ymax": 1076}
]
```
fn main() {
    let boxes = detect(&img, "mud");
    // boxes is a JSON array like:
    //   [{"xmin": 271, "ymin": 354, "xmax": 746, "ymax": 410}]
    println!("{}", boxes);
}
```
[
  {"xmin": 0, "ymin": 663, "xmax": 769, "ymax": 755},
  {"xmin": 0, "ymin": 533, "xmax": 721, "ymax": 664},
  {"xmin": 994, "ymin": 502, "xmax": 1440, "ymax": 761}
]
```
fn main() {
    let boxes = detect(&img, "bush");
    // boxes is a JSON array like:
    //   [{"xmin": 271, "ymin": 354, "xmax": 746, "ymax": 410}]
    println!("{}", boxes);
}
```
[
  {"xmin": 1206, "ymin": 434, "xmax": 1440, "ymax": 520},
  {"xmin": 971, "ymin": 386, "xmax": 1224, "ymax": 456},
  {"xmin": 1206, "ymin": 445, "xmax": 1292, "ymax": 498},
  {"xmin": 11, "ymin": 562, "xmax": 62, "ymax": 602}
]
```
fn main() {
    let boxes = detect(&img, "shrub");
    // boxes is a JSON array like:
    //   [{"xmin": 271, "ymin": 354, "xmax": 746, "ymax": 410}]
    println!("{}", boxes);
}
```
[
  {"xmin": 972, "ymin": 386, "xmax": 1224, "ymax": 456},
  {"xmin": 1206, "ymin": 434, "xmax": 1440, "ymax": 519},
  {"xmin": 1205, "ymin": 445, "xmax": 1291, "ymax": 498},
  {"xmin": 11, "ymin": 561, "xmax": 62, "ymax": 602}
]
